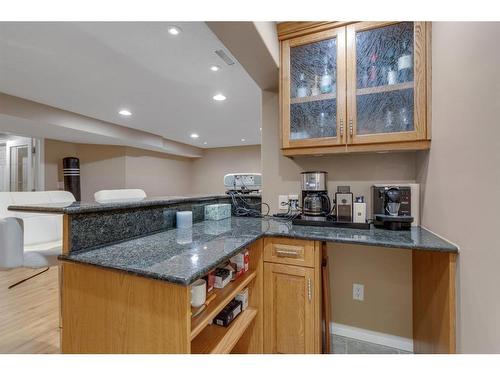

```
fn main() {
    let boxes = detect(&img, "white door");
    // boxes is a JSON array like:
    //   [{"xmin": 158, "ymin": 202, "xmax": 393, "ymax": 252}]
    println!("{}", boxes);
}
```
[{"xmin": 5, "ymin": 137, "xmax": 34, "ymax": 192}]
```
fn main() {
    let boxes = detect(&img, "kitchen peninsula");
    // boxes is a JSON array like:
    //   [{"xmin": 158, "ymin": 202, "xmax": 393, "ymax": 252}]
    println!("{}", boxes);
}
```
[{"xmin": 9, "ymin": 196, "xmax": 458, "ymax": 354}]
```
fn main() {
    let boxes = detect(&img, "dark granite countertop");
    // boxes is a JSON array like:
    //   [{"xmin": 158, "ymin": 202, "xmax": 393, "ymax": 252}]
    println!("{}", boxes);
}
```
[
  {"xmin": 7, "ymin": 194, "xmax": 260, "ymax": 214},
  {"xmin": 60, "ymin": 217, "xmax": 458, "ymax": 285}
]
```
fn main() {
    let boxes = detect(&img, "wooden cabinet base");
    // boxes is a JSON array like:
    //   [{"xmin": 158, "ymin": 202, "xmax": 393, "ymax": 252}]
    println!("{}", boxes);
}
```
[
  {"xmin": 263, "ymin": 238, "xmax": 322, "ymax": 354},
  {"xmin": 412, "ymin": 251, "xmax": 457, "ymax": 354},
  {"xmin": 60, "ymin": 239, "xmax": 264, "ymax": 354},
  {"xmin": 60, "ymin": 262, "xmax": 191, "ymax": 354}
]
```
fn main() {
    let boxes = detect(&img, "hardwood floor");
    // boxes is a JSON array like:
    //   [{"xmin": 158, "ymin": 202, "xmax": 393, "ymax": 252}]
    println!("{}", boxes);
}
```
[{"xmin": 0, "ymin": 267, "xmax": 60, "ymax": 354}]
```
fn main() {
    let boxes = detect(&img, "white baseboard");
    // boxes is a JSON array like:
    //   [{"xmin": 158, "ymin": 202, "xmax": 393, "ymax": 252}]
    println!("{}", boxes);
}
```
[{"xmin": 331, "ymin": 322, "xmax": 414, "ymax": 353}]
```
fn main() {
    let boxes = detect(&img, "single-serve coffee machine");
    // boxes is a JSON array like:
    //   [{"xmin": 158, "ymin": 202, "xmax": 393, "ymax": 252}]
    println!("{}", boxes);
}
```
[
  {"xmin": 301, "ymin": 171, "xmax": 331, "ymax": 217},
  {"xmin": 372, "ymin": 185, "xmax": 415, "ymax": 230}
]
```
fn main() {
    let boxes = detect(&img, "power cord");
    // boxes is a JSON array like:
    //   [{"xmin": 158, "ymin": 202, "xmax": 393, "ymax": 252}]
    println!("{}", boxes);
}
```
[{"xmin": 228, "ymin": 190, "xmax": 270, "ymax": 218}]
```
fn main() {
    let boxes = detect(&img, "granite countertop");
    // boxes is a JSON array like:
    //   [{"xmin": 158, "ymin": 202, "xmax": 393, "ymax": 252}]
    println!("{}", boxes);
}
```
[
  {"xmin": 7, "ymin": 194, "xmax": 260, "ymax": 214},
  {"xmin": 60, "ymin": 217, "xmax": 458, "ymax": 285}
]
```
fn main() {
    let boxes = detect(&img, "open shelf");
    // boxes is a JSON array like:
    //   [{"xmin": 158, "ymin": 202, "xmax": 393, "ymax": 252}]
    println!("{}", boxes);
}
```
[
  {"xmin": 191, "ymin": 308, "xmax": 258, "ymax": 354},
  {"xmin": 190, "ymin": 270, "xmax": 257, "ymax": 340},
  {"xmin": 357, "ymin": 81, "xmax": 414, "ymax": 96},
  {"xmin": 290, "ymin": 92, "xmax": 336, "ymax": 104}
]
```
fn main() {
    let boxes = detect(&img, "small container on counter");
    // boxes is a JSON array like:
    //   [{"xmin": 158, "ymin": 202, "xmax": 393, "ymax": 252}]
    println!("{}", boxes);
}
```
[
  {"xmin": 204, "ymin": 204, "xmax": 231, "ymax": 221},
  {"xmin": 176, "ymin": 211, "xmax": 193, "ymax": 228}
]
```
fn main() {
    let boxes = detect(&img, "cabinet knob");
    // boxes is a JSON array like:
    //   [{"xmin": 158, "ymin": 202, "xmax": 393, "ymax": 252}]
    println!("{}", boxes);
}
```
[{"xmin": 349, "ymin": 119, "xmax": 353, "ymax": 136}]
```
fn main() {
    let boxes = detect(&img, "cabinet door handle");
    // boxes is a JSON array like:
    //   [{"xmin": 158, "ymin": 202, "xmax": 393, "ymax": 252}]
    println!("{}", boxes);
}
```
[
  {"xmin": 275, "ymin": 249, "xmax": 300, "ymax": 258},
  {"xmin": 349, "ymin": 119, "xmax": 353, "ymax": 136},
  {"xmin": 308, "ymin": 278, "xmax": 312, "ymax": 302},
  {"xmin": 339, "ymin": 119, "xmax": 344, "ymax": 137}
]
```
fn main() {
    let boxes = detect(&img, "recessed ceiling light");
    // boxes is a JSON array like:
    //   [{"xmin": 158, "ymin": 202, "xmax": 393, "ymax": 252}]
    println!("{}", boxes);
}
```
[
  {"xmin": 213, "ymin": 94, "xmax": 226, "ymax": 101},
  {"xmin": 119, "ymin": 109, "xmax": 132, "ymax": 116},
  {"xmin": 203, "ymin": 142, "xmax": 207, "ymax": 145},
  {"xmin": 241, "ymin": 138, "xmax": 246, "ymax": 142},
  {"xmin": 210, "ymin": 65, "xmax": 221, "ymax": 72},
  {"xmin": 167, "ymin": 26, "xmax": 182, "ymax": 36},
  {"xmin": 259, "ymin": 127, "xmax": 262, "ymax": 131},
  {"xmin": 190, "ymin": 133, "xmax": 199, "ymax": 139}
]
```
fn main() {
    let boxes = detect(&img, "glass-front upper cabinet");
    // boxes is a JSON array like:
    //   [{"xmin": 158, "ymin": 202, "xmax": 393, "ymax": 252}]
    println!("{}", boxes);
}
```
[
  {"xmin": 281, "ymin": 27, "xmax": 346, "ymax": 148},
  {"xmin": 346, "ymin": 22, "xmax": 427, "ymax": 144}
]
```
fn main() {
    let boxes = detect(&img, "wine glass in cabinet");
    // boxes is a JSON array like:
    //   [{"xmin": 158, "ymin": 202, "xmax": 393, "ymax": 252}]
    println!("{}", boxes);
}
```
[
  {"xmin": 346, "ymin": 21, "xmax": 428, "ymax": 145},
  {"xmin": 281, "ymin": 27, "xmax": 346, "ymax": 149}
]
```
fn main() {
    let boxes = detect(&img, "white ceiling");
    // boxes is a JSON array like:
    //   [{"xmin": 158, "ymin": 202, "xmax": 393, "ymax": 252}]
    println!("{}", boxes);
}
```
[{"xmin": 0, "ymin": 22, "xmax": 262, "ymax": 148}]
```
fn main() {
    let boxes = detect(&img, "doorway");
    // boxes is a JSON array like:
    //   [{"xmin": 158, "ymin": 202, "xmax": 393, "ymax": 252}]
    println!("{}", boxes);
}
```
[{"xmin": 0, "ymin": 133, "xmax": 43, "ymax": 192}]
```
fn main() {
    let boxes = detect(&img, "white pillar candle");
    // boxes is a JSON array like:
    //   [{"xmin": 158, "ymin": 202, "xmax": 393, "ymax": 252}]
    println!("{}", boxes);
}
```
[{"xmin": 176, "ymin": 211, "xmax": 193, "ymax": 229}]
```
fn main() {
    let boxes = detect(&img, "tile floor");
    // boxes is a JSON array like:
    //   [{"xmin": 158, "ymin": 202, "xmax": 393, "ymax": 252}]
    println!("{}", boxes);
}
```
[{"xmin": 331, "ymin": 334, "xmax": 412, "ymax": 354}]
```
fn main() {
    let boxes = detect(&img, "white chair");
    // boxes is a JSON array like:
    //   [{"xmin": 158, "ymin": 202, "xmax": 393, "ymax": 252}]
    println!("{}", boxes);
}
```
[
  {"xmin": 0, "ymin": 191, "xmax": 75, "ymax": 288},
  {"xmin": 94, "ymin": 189, "xmax": 147, "ymax": 203}
]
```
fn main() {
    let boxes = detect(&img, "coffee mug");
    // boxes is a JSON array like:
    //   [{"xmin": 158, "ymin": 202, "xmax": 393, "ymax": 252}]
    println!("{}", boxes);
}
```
[{"xmin": 191, "ymin": 279, "xmax": 207, "ymax": 308}]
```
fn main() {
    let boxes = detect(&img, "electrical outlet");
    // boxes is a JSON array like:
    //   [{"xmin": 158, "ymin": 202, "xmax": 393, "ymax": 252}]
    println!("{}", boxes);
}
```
[
  {"xmin": 278, "ymin": 195, "xmax": 289, "ymax": 211},
  {"xmin": 288, "ymin": 194, "xmax": 299, "ymax": 211},
  {"xmin": 353, "ymin": 283, "xmax": 364, "ymax": 301}
]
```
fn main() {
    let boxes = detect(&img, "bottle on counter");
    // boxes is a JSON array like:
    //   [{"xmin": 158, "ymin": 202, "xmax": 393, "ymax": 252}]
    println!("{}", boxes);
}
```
[{"xmin": 397, "ymin": 40, "xmax": 413, "ymax": 83}]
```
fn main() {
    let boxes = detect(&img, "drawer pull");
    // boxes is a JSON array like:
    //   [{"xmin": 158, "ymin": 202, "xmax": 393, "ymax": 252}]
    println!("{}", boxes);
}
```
[{"xmin": 275, "ymin": 249, "xmax": 300, "ymax": 258}]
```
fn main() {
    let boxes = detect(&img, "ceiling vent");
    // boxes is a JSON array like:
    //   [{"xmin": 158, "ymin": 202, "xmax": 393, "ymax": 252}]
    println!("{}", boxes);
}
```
[{"xmin": 215, "ymin": 49, "xmax": 235, "ymax": 66}]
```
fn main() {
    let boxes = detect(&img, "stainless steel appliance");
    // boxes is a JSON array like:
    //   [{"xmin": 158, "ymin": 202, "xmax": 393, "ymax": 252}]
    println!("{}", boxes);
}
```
[
  {"xmin": 301, "ymin": 171, "xmax": 330, "ymax": 217},
  {"xmin": 372, "ymin": 185, "xmax": 414, "ymax": 230},
  {"xmin": 290, "ymin": 175, "xmax": 370, "ymax": 229},
  {"xmin": 301, "ymin": 171, "xmax": 327, "ymax": 191},
  {"xmin": 335, "ymin": 192, "xmax": 353, "ymax": 222}
]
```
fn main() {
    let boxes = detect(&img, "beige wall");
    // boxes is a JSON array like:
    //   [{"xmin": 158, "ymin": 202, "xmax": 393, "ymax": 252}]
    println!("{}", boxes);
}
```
[
  {"xmin": 331, "ymin": 244, "xmax": 412, "ymax": 338},
  {"xmin": 45, "ymin": 139, "xmax": 261, "ymax": 202},
  {"xmin": 416, "ymin": 22, "xmax": 500, "ymax": 353},
  {"xmin": 261, "ymin": 91, "xmax": 415, "ymax": 339},
  {"xmin": 45, "ymin": 139, "xmax": 126, "ymax": 202},
  {"xmin": 124, "ymin": 147, "xmax": 193, "ymax": 197},
  {"xmin": 191, "ymin": 145, "xmax": 262, "ymax": 195}
]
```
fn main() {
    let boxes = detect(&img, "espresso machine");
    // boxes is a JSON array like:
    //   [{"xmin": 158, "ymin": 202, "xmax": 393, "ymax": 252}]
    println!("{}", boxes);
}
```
[
  {"xmin": 300, "ymin": 171, "xmax": 331, "ymax": 218},
  {"xmin": 372, "ymin": 186, "xmax": 414, "ymax": 230}
]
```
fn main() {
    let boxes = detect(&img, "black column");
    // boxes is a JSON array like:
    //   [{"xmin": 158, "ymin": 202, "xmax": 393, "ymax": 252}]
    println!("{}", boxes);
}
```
[{"xmin": 63, "ymin": 157, "xmax": 81, "ymax": 201}]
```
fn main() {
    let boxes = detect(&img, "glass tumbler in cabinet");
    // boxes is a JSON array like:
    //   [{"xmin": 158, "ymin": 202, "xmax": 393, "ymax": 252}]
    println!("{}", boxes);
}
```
[
  {"xmin": 281, "ymin": 28, "xmax": 346, "ymax": 149},
  {"xmin": 346, "ymin": 22, "xmax": 427, "ymax": 145}
]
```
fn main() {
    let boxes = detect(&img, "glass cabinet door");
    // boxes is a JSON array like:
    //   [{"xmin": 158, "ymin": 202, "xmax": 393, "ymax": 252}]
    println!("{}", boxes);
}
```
[
  {"xmin": 282, "ymin": 28, "xmax": 346, "ymax": 148},
  {"xmin": 346, "ymin": 22, "xmax": 427, "ymax": 144}
]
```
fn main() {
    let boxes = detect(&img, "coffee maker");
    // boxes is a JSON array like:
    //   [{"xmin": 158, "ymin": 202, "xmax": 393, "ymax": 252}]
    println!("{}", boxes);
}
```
[
  {"xmin": 372, "ymin": 186, "xmax": 414, "ymax": 230},
  {"xmin": 301, "ymin": 171, "xmax": 331, "ymax": 217}
]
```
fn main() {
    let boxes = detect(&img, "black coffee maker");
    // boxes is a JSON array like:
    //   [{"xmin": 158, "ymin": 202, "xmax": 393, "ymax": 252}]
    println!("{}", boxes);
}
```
[
  {"xmin": 301, "ymin": 171, "xmax": 331, "ymax": 217},
  {"xmin": 374, "ymin": 186, "xmax": 414, "ymax": 230}
]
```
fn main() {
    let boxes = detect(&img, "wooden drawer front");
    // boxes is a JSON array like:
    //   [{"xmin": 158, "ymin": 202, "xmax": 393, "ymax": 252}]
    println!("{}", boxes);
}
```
[{"xmin": 264, "ymin": 238, "xmax": 316, "ymax": 267}]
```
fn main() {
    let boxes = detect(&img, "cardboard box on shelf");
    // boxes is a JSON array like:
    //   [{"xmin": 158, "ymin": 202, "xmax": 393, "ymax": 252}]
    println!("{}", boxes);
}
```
[
  {"xmin": 236, "ymin": 288, "xmax": 249, "ymax": 311},
  {"xmin": 214, "ymin": 267, "xmax": 231, "ymax": 289}
]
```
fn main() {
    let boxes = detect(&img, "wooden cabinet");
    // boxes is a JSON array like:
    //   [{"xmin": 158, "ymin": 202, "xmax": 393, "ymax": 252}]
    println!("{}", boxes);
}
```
[
  {"xmin": 61, "ymin": 239, "xmax": 264, "ymax": 354},
  {"xmin": 279, "ymin": 22, "xmax": 431, "ymax": 156},
  {"xmin": 263, "ymin": 238, "xmax": 321, "ymax": 354}
]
